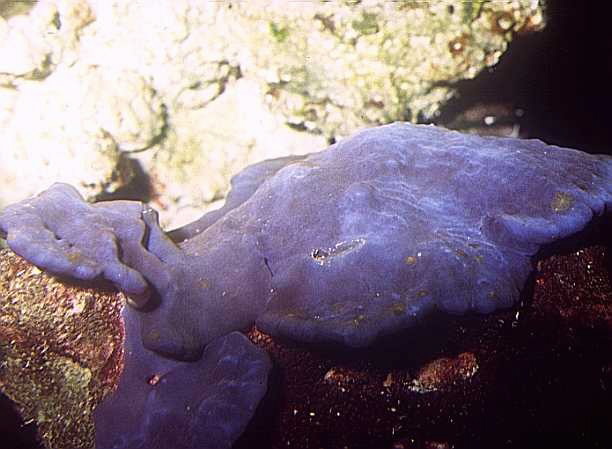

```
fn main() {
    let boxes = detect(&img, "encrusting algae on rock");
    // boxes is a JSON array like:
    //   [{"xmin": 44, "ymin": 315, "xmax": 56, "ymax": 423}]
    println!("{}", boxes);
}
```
[
  {"xmin": 0, "ymin": 0, "xmax": 545, "ymax": 230},
  {"xmin": 0, "ymin": 249, "xmax": 124, "ymax": 449}
]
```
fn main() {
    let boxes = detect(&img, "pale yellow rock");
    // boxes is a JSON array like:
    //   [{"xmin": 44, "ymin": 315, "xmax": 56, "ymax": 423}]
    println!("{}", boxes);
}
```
[
  {"xmin": 0, "ymin": 0, "xmax": 545, "ymax": 229},
  {"xmin": 0, "ymin": 0, "xmax": 93, "ymax": 82},
  {"xmin": 0, "ymin": 64, "xmax": 136, "ymax": 207},
  {"xmin": 152, "ymin": 78, "xmax": 326, "ymax": 229}
]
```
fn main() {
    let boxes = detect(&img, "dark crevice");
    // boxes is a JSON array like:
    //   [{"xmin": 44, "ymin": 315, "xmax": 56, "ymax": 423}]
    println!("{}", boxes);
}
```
[
  {"xmin": 94, "ymin": 157, "xmax": 154, "ymax": 203},
  {"xmin": 263, "ymin": 256, "xmax": 274, "ymax": 278},
  {"xmin": 0, "ymin": 393, "xmax": 44, "ymax": 449},
  {"xmin": 435, "ymin": 0, "xmax": 612, "ymax": 156}
]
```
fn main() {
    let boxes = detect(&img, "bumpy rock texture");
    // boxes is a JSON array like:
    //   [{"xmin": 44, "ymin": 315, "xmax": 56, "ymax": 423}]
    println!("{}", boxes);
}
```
[
  {"xmin": 0, "ymin": 248, "xmax": 123, "ymax": 449},
  {"xmin": 0, "ymin": 0, "xmax": 545, "ymax": 229}
]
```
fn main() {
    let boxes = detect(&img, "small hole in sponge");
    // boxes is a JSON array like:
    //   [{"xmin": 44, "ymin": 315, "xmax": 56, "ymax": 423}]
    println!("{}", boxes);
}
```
[{"xmin": 311, "ymin": 248, "xmax": 329, "ymax": 261}]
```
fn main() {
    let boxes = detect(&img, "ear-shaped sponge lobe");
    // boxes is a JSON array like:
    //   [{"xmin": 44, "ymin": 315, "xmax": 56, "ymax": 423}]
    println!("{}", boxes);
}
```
[
  {"xmin": 0, "ymin": 183, "xmax": 180, "ymax": 306},
  {"xmin": 94, "ymin": 308, "xmax": 271, "ymax": 449}
]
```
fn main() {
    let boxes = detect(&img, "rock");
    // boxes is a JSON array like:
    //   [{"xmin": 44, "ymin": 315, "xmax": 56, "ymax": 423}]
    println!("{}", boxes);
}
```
[
  {"xmin": 0, "ymin": 77, "xmax": 131, "ymax": 207},
  {"xmin": 236, "ymin": 0, "xmax": 545, "ymax": 138},
  {"xmin": 0, "ymin": 0, "xmax": 545, "ymax": 230},
  {"xmin": 0, "ymin": 0, "xmax": 94, "ymax": 82},
  {"xmin": 0, "ymin": 249, "xmax": 124, "ymax": 449},
  {"xmin": 148, "ymin": 78, "xmax": 326, "ymax": 228}
]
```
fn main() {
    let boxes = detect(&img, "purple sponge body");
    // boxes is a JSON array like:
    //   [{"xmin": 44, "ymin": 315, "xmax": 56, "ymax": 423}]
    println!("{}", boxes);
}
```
[
  {"xmin": 94, "ymin": 307, "xmax": 271, "ymax": 449},
  {"xmin": 1, "ymin": 123, "xmax": 610, "ymax": 448},
  {"xmin": 2, "ymin": 123, "xmax": 611, "ymax": 353}
]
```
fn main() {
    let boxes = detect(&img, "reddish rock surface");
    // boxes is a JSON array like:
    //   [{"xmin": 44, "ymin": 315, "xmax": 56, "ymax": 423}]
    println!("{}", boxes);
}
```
[{"xmin": 0, "ymin": 249, "xmax": 125, "ymax": 449}]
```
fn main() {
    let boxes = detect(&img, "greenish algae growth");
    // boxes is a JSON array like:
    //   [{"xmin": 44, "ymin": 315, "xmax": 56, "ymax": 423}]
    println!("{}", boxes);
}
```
[
  {"xmin": 0, "ymin": 0, "xmax": 36, "ymax": 19},
  {"xmin": 269, "ymin": 21, "xmax": 290, "ymax": 43},
  {"xmin": 462, "ymin": 0, "xmax": 486, "ymax": 24},
  {"xmin": 351, "ymin": 12, "xmax": 379, "ymax": 35}
]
